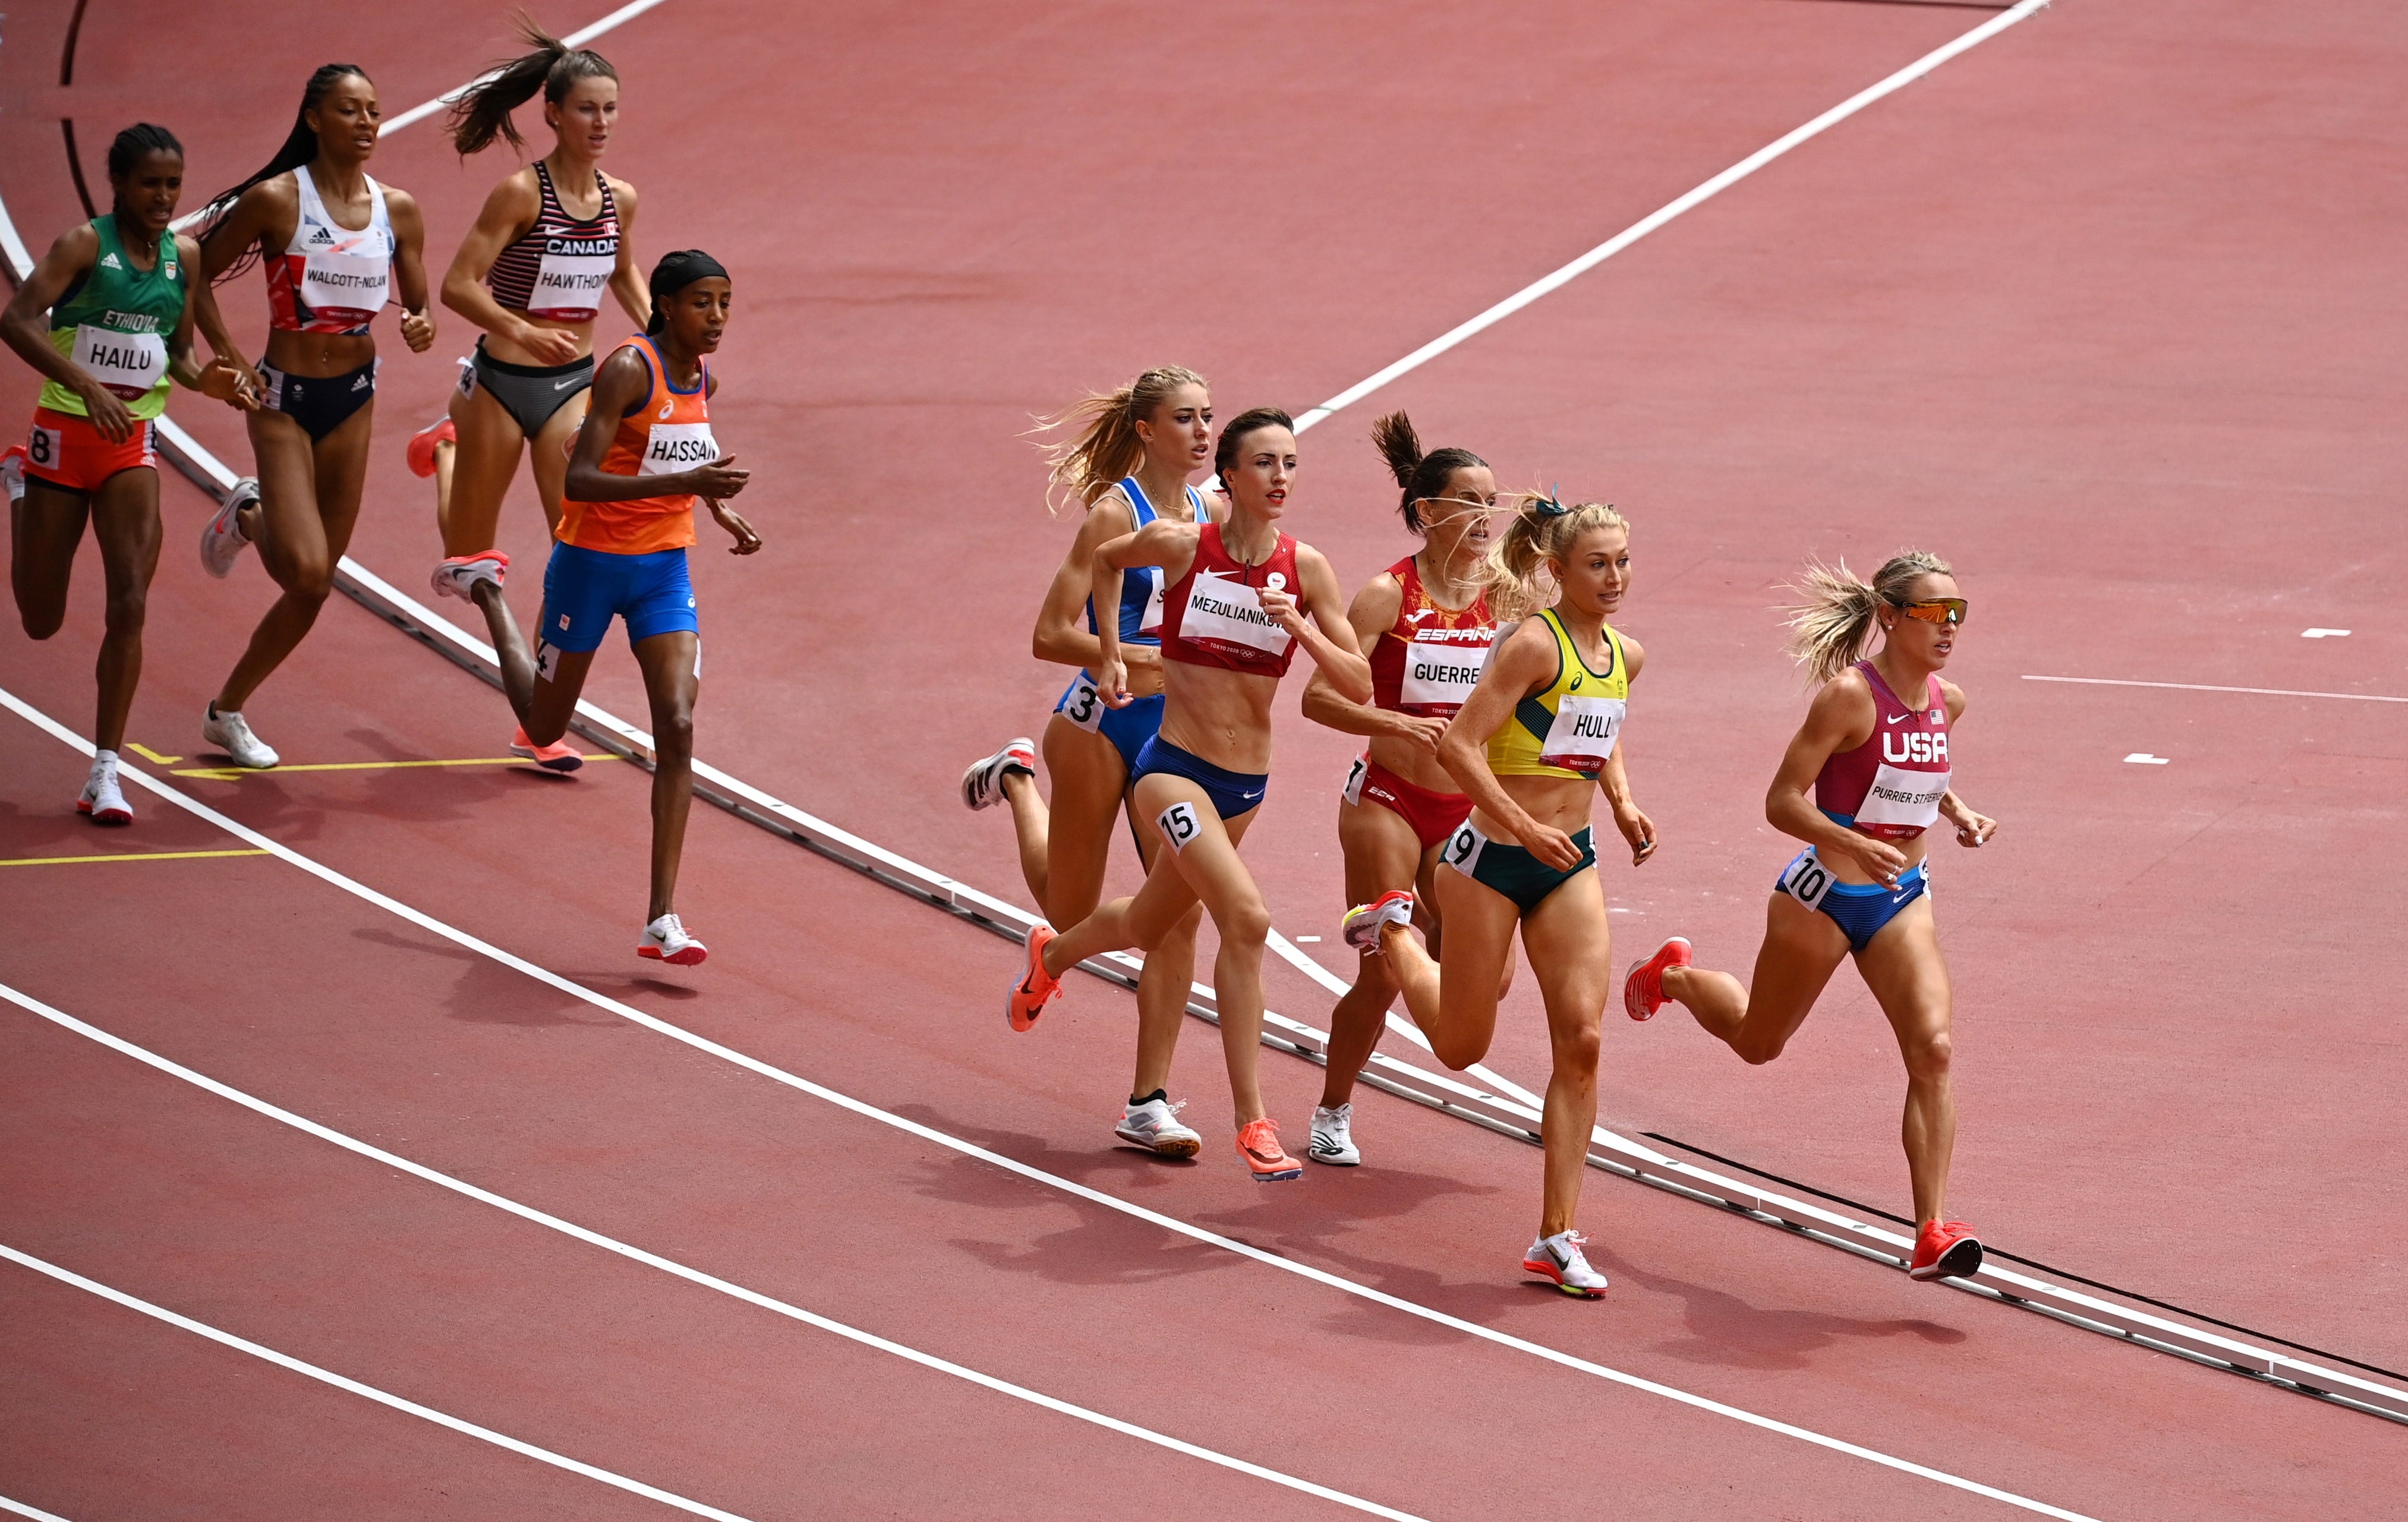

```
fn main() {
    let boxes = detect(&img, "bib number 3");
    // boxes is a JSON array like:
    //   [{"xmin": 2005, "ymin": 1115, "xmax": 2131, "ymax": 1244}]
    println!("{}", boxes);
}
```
[{"xmin": 1155, "ymin": 801, "xmax": 1203, "ymax": 853}]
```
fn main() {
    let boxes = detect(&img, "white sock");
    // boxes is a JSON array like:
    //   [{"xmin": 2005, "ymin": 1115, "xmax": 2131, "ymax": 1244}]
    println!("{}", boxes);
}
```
[{"xmin": 91, "ymin": 748, "xmax": 118, "ymax": 774}]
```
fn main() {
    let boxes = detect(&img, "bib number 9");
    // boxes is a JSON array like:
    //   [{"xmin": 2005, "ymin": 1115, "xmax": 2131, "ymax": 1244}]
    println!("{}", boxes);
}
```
[
  {"xmin": 1439, "ymin": 824, "xmax": 1484, "ymax": 874},
  {"xmin": 1156, "ymin": 801, "xmax": 1202, "ymax": 853}
]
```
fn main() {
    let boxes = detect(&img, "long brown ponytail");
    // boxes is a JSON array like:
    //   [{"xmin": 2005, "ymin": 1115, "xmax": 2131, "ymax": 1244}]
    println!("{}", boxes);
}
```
[
  {"xmin": 1784, "ymin": 550, "xmax": 1954, "ymax": 683},
  {"xmin": 447, "ymin": 12, "xmax": 619, "ymax": 156},
  {"xmin": 1370, "ymin": 411, "xmax": 1486, "ymax": 533},
  {"xmin": 1028, "ymin": 365, "xmax": 1208, "ymax": 513}
]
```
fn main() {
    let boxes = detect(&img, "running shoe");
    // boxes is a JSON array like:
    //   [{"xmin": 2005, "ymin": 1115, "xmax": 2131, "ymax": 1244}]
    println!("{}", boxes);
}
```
[
  {"xmin": 405, "ymin": 415, "xmax": 457, "ymax": 478},
  {"xmin": 1006, "ymin": 924, "xmax": 1060, "ymax": 1032},
  {"xmin": 1309, "ymin": 1103, "xmax": 1360, "ymax": 1167},
  {"xmin": 1235, "ymin": 1118, "xmax": 1303, "ymax": 1183},
  {"xmin": 960, "ymin": 737, "xmax": 1036, "ymax": 811},
  {"xmin": 1908, "ymin": 1218, "xmax": 1984, "ymax": 1282},
  {"xmin": 198, "ymin": 478, "xmax": 259, "ymax": 579},
  {"xmin": 430, "ymin": 549, "xmax": 508, "ymax": 601},
  {"xmin": 1523, "ymin": 1230, "xmax": 1609, "ymax": 1297},
  {"xmin": 1341, "ymin": 890, "xmax": 1416, "ymax": 954},
  {"xmin": 201, "ymin": 704, "xmax": 279, "ymax": 769},
  {"xmin": 1621, "ymin": 935, "xmax": 1693, "ymax": 1022},
  {"xmin": 639, "ymin": 912, "xmax": 709, "ymax": 966},
  {"xmin": 77, "ymin": 756, "xmax": 132, "ymax": 826},
  {"xmin": 1, "ymin": 444, "xmax": 26, "ymax": 503},
  {"xmin": 1115, "ymin": 1095, "xmax": 1203, "ymax": 1158},
  {"xmin": 510, "ymin": 726, "xmax": 584, "ymax": 774}
]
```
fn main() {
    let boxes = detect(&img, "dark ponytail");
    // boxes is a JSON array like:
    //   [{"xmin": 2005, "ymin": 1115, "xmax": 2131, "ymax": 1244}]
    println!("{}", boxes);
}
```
[
  {"xmin": 197, "ymin": 63, "xmax": 370, "ymax": 281},
  {"xmin": 105, "ymin": 123, "xmax": 184, "ymax": 188},
  {"xmin": 1370, "ymin": 410, "xmax": 1486, "ymax": 534},
  {"xmin": 447, "ymin": 12, "xmax": 619, "ymax": 156},
  {"xmin": 1213, "ymin": 407, "xmax": 1296, "ymax": 480}
]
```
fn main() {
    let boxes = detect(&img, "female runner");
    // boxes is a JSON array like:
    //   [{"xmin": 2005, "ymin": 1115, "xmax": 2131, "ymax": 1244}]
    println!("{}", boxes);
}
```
[
  {"xmin": 2, "ymin": 123, "xmax": 256, "ymax": 823},
  {"xmin": 1342, "ymin": 496, "xmax": 1657, "ymax": 1296},
  {"xmin": 190, "ymin": 62, "xmax": 434, "ymax": 768},
  {"xmin": 959, "ymin": 367, "xmax": 1214, "ymax": 1158},
  {"xmin": 1622, "ymin": 552, "xmax": 1997, "ymax": 1282},
  {"xmin": 428, "ymin": 23, "xmax": 647, "ymax": 770},
  {"xmin": 1005, "ymin": 408, "xmax": 1371, "ymax": 1181},
  {"xmin": 1297, "ymin": 412, "xmax": 1500, "ymax": 1167},
  {"xmin": 443, "ymin": 251, "xmax": 757, "ymax": 965}
]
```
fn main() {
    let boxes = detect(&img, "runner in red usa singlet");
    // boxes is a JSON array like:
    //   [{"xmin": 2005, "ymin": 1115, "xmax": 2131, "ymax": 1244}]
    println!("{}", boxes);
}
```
[
  {"xmin": 1300, "ymin": 411, "xmax": 1501, "ymax": 1170},
  {"xmin": 1625, "ymin": 551, "xmax": 2000, "ymax": 1287}
]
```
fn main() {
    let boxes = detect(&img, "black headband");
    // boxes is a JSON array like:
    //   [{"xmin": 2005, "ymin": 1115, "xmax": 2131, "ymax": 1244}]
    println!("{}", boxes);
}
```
[{"xmin": 645, "ymin": 250, "xmax": 729, "ymax": 331}]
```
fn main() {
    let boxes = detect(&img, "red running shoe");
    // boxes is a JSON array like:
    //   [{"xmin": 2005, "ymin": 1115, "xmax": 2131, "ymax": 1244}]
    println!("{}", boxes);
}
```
[
  {"xmin": 1234, "ymin": 1118, "xmax": 1303, "ymax": 1182},
  {"xmin": 1621, "ymin": 936, "xmax": 1692, "ymax": 1021},
  {"xmin": 511, "ymin": 726, "xmax": 585, "ymax": 773},
  {"xmin": 1908, "ymin": 1218, "xmax": 1984, "ymax": 1281},
  {"xmin": 406, "ymin": 416, "xmax": 456, "ymax": 478},
  {"xmin": 1006, "ymin": 925, "xmax": 1060, "ymax": 1032}
]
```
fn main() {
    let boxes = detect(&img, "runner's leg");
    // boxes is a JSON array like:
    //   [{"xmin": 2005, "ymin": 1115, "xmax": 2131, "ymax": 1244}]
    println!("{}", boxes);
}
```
[
  {"xmin": 631, "ymin": 628, "xmax": 702, "ymax": 923},
  {"xmin": 1515, "ymin": 871, "xmax": 1613, "ymax": 1239},
  {"xmin": 1322, "ymin": 793, "xmax": 1424, "ymax": 1105},
  {"xmin": 1381, "ymin": 863, "xmax": 1517, "ymax": 1071},
  {"xmin": 11, "ymin": 477, "xmax": 90, "ymax": 640},
  {"xmin": 1660, "ymin": 892, "xmax": 1848, "ymax": 1063},
  {"xmin": 524, "ymin": 388, "xmax": 585, "ymax": 539},
  {"xmin": 440, "ymin": 380, "xmax": 525, "ymax": 557},
  {"xmin": 1852, "ymin": 896, "xmax": 1956, "ymax": 1225},
  {"xmin": 215, "ymin": 403, "xmax": 370, "ymax": 711},
  {"xmin": 86, "ymin": 466, "xmax": 163, "ymax": 752}
]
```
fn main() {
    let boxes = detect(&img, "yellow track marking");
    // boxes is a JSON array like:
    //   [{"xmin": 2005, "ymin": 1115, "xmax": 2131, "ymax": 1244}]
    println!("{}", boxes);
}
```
[
  {"xmin": 125, "ymin": 743, "xmax": 182, "ymax": 764},
  {"xmin": 173, "ymin": 754, "xmax": 620, "ymax": 781},
  {"xmin": 0, "ymin": 848, "xmax": 272, "ymax": 868}
]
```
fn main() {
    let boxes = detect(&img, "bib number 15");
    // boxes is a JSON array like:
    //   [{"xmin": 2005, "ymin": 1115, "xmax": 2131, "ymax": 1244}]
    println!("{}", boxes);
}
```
[{"xmin": 1156, "ymin": 801, "xmax": 1203, "ymax": 853}]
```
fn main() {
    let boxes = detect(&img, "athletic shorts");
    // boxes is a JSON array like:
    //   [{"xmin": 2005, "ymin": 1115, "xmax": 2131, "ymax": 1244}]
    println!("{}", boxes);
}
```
[
  {"xmin": 537, "ymin": 540, "xmax": 698, "ymax": 657},
  {"xmin": 466, "ymin": 339, "xmax": 592, "ymax": 437},
  {"xmin": 1341, "ymin": 754, "xmax": 1471, "ymax": 852},
  {"xmin": 23, "ymin": 407, "xmax": 156, "ymax": 493},
  {"xmin": 260, "ymin": 358, "xmax": 377, "ymax": 442},
  {"xmin": 1773, "ymin": 846, "xmax": 1929, "ymax": 953},
  {"xmin": 1132, "ymin": 734, "xmax": 1266, "ymax": 821},
  {"xmin": 1054, "ymin": 667, "xmax": 1165, "ymax": 777},
  {"xmin": 1439, "ymin": 820, "xmax": 1596, "ymax": 915}
]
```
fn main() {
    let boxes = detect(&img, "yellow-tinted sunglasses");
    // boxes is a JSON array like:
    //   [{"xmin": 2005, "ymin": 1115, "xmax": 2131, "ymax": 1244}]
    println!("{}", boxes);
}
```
[{"xmin": 1892, "ymin": 597, "xmax": 1967, "ymax": 626}]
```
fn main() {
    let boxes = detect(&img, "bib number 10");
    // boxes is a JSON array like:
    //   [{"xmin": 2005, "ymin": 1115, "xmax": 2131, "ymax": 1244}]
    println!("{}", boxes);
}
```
[{"xmin": 1778, "ymin": 850, "xmax": 1832, "ymax": 910}]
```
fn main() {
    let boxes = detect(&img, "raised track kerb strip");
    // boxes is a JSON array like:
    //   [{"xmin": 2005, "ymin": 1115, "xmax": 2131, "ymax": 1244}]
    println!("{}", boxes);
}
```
[
  {"xmin": 0, "ymin": 1243, "xmax": 758, "ymax": 1521},
  {"xmin": 0, "ymin": 980, "xmax": 1432, "ymax": 1522}
]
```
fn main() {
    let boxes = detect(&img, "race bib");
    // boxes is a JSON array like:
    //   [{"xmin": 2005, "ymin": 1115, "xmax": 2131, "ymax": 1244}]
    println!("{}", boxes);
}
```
[
  {"xmin": 298, "ymin": 246, "xmax": 389, "ymax": 324},
  {"xmin": 1397, "ymin": 630, "xmax": 1492, "ymax": 714},
  {"xmin": 1776, "ymin": 849, "xmax": 1833, "ymax": 910},
  {"xmin": 1057, "ymin": 670, "xmax": 1106, "ymax": 733},
  {"xmin": 1137, "ymin": 567, "xmax": 1166, "ymax": 635},
  {"xmin": 1340, "ymin": 755, "xmax": 1369, "ymax": 806},
  {"xmin": 73, "ymin": 324, "xmax": 168, "ymax": 398},
  {"xmin": 1439, "ymin": 821, "xmax": 1487, "ymax": 875},
  {"xmin": 1156, "ymin": 801, "xmax": 1203, "ymax": 853},
  {"xmin": 27, "ymin": 423, "xmax": 64, "ymax": 471},
  {"xmin": 1854, "ymin": 763, "xmax": 1950, "ymax": 833},
  {"xmin": 529, "ymin": 246, "xmax": 615, "ymax": 319},
  {"xmin": 638, "ymin": 422, "xmax": 718, "ymax": 475},
  {"xmin": 1537, "ymin": 694, "xmax": 1626, "ymax": 774},
  {"xmin": 1178, "ymin": 571, "xmax": 1291, "ymax": 659}
]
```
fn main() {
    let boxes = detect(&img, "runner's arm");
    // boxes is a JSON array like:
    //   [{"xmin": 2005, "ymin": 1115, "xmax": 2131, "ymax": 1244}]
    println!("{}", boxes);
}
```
[
  {"xmin": 1436, "ymin": 620, "xmax": 1584, "ymax": 868},
  {"xmin": 1300, "ymin": 573, "xmax": 1437, "ymax": 745},
  {"xmin": 1268, "ymin": 545, "xmax": 1370, "ymax": 704},
  {"xmin": 439, "ymin": 175, "xmax": 572, "ymax": 358},
  {"xmin": 1090, "ymin": 518, "xmax": 1198, "ymax": 707},
  {"xmin": 384, "ymin": 188, "xmax": 434, "ymax": 353},
  {"xmin": 0, "ymin": 225, "xmax": 126, "ymax": 435},
  {"xmin": 1030, "ymin": 494, "xmax": 1135, "ymax": 672},
  {"xmin": 1599, "ymin": 633, "xmax": 1655, "ymax": 864},
  {"xmin": 166, "ymin": 234, "xmax": 257, "ymax": 409},
  {"xmin": 561, "ymin": 347, "xmax": 749, "ymax": 502},
  {"xmin": 1766, "ymin": 673, "xmax": 1908, "ymax": 881},
  {"xmin": 191, "ymin": 179, "xmax": 292, "ymax": 374},
  {"xmin": 606, "ymin": 178, "xmax": 651, "ymax": 331}
]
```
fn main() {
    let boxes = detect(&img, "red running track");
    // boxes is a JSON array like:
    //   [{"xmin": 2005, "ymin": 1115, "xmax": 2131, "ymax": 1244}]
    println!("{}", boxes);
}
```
[{"xmin": 4, "ymin": 0, "xmax": 2404, "ymax": 1515}]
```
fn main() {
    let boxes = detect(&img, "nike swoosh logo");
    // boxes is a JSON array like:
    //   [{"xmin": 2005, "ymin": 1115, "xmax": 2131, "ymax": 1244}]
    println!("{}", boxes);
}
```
[
  {"xmin": 554, "ymin": 378, "xmax": 582, "ymax": 389},
  {"xmin": 1886, "ymin": 712, "xmax": 1911, "ymax": 724}
]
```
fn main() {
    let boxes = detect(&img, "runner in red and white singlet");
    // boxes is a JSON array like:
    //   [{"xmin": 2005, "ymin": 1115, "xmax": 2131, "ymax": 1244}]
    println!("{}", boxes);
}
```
[
  {"xmin": 1300, "ymin": 412, "xmax": 1502, "ymax": 1168},
  {"xmin": 1625, "ymin": 551, "xmax": 1999, "ymax": 1285}
]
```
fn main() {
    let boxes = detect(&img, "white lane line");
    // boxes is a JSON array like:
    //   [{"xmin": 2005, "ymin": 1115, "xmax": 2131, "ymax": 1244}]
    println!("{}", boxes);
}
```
[
  {"xmin": 1290, "ymin": 0, "xmax": 2052, "ymax": 430},
  {"xmin": 2024, "ymin": 675, "xmax": 2407, "ymax": 704},
  {"xmin": 0, "ymin": 981, "xmax": 1426, "ymax": 1522},
  {"xmin": 0, "ymin": 1243, "xmax": 754, "ymax": 1522},
  {"xmin": 0, "ymin": 1496, "xmax": 74, "ymax": 1522},
  {"xmin": 0, "ymin": 684, "xmax": 2098, "ymax": 1522}
]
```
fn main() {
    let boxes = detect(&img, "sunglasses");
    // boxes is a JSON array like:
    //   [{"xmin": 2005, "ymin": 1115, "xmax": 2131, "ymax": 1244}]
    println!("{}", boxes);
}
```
[{"xmin": 1892, "ymin": 597, "xmax": 1967, "ymax": 626}]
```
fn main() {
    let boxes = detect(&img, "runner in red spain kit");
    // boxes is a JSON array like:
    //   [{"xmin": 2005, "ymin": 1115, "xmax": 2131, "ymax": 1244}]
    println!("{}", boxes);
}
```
[
  {"xmin": 2, "ymin": 123, "xmax": 257, "ymax": 825},
  {"xmin": 1298, "ymin": 412, "xmax": 1502, "ymax": 1167},
  {"xmin": 1622, "ymin": 551, "xmax": 1999, "ymax": 1282},
  {"xmin": 190, "ymin": 63, "xmax": 435, "ymax": 770},
  {"xmin": 1005, "ymin": 408, "xmax": 1372, "ymax": 1182},
  {"xmin": 428, "ymin": 22, "xmax": 648, "ymax": 772}
]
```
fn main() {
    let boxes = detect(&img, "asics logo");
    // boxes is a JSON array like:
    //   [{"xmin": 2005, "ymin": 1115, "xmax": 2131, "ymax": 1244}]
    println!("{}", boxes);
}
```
[{"xmin": 1568, "ymin": 675, "xmax": 1583, "ymax": 691}]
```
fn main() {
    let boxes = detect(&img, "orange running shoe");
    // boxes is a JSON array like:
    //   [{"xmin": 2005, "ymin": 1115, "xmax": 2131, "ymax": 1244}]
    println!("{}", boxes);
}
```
[
  {"xmin": 1908, "ymin": 1218, "xmax": 1984, "ymax": 1281},
  {"xmin": 1235, "ymin": 1118, "xmax": 1303, "ymax": 1182},
  {"xmin": 1006, "ymin": 925, "xmax": 1060, "ymax": 1032},
  {"xmin": 511, "ymin": 726, "xmax": 585, "ymax": 774},
  {"xmin": 406, "ymin": 415, "xmax": 456, "ymax": 478},
  {"xmin": 1621, "ymin": 936, "xmax": 1692, "ymax": 1021}
]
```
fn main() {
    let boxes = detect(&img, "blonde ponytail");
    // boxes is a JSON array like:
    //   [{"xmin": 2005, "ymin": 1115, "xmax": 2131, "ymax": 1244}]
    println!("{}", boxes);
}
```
[
  {"xmin": 1477, "ymin": 492, "xmax": 1629, "ymax": 621},
  {"xmin": 1028, "ymin": 365, "xmax": 1208, "ymax": 514},
  {"xmin": 1783, "ymin": 550, "xmax": 1953, "ymax": 683}
]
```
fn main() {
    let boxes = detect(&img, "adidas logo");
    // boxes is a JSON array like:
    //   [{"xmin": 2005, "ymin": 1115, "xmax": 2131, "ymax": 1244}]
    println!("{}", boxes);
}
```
[
  {"xmin": 100, "ymin": 253, "xmax": 122, "ymax": 269},
  {"xmin": 308, "ymin": 227, "xmax": 336, "ymax": 246}
]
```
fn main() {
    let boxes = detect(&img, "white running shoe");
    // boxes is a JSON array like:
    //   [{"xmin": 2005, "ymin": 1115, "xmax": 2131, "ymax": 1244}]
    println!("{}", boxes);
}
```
[
  {"xmin": 1114, "ymin": 1094, "xmax": 1202, "ymax": 1158},
  {"xmin": 639, "ymin": 912, "xmax": 708, "ymax": 966},
  {"xmin": 1341, "ymin": 890, "xmax": 1415, "ymax": 954},
  {"xmin": 201, "ymin": 704, "xmax": 279, "ymax": 769},
  {"xmin": 1, "ymin": 444, "xmax": 26, "ymax": 503},
  {"xmin": 1523, "ymin": 1230, "xmax": 1609, "ymax": 1298},
  {"xmin": 960, "ymin": 737, "xmax": 1036, "ymax": 811},
  {"xmin": 77, "ymin": 753, "xmax": 132, "ymax": 825},
  {"xmin": 1309, "ymin": 1103, "xmax": 1360, "ymax": 1167},
  {"xmin": 430, "ymin": 550, "xmax": 508, "ymax": 601},
  {"xmin": 198, "ymin": 478, "xmax": 259, "ymax": 579}
]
